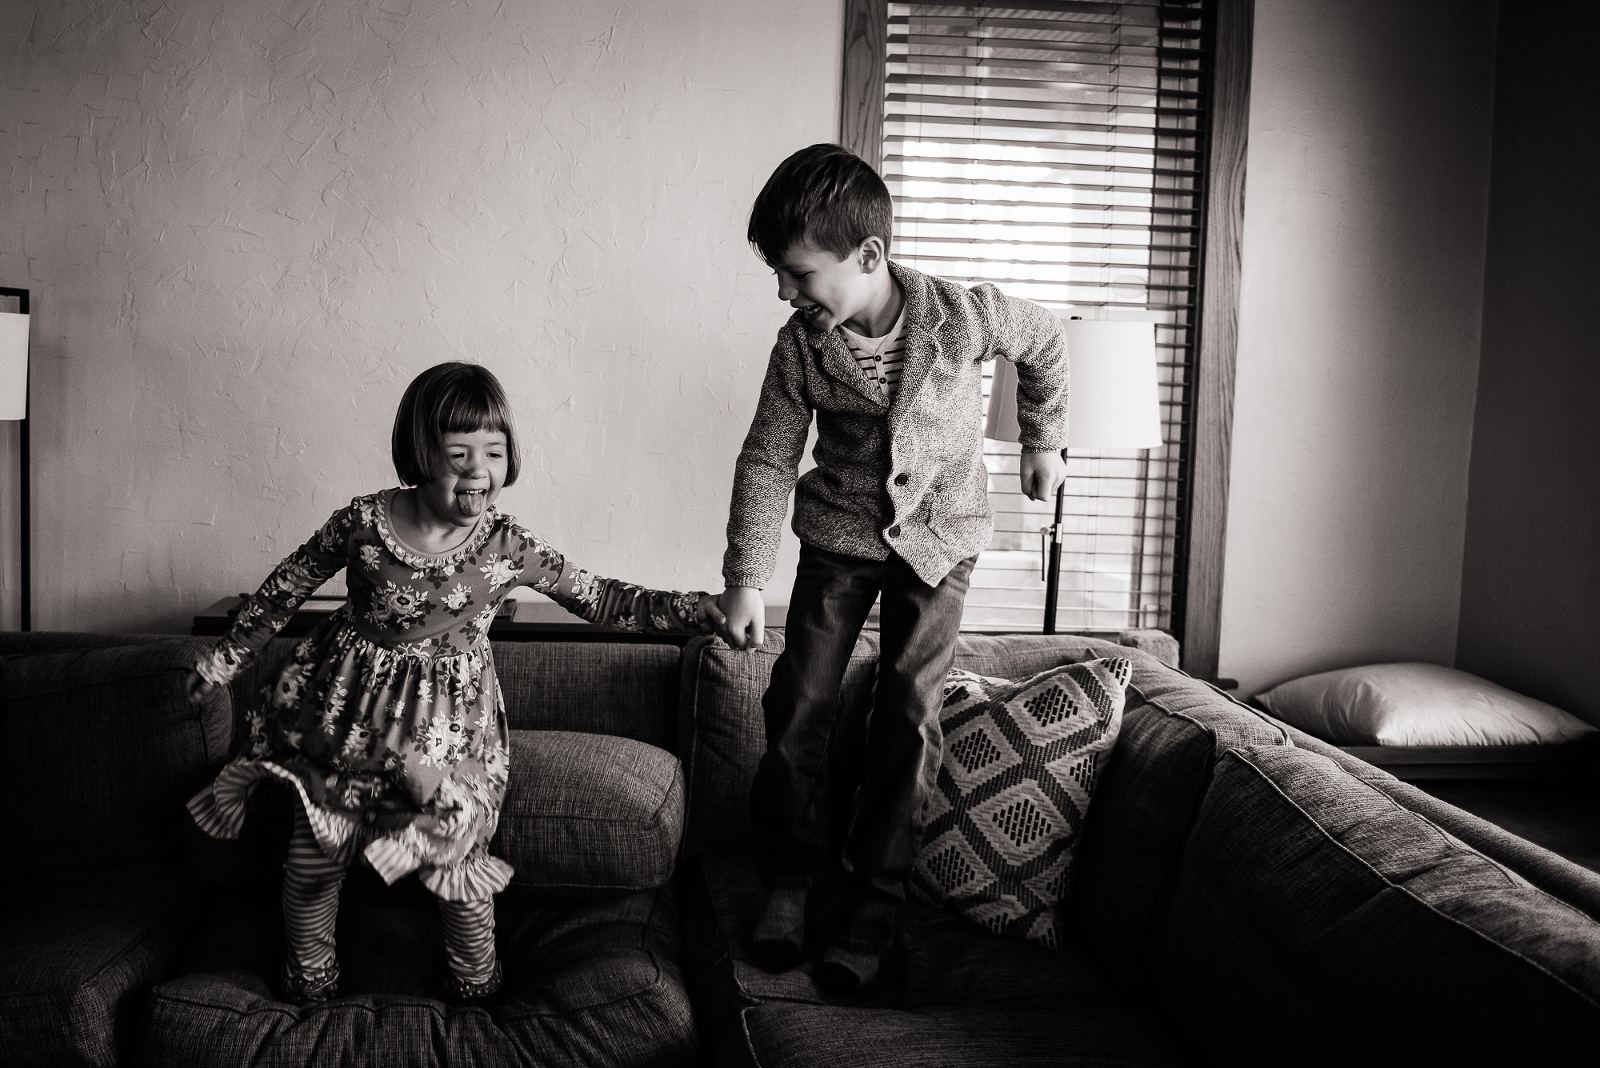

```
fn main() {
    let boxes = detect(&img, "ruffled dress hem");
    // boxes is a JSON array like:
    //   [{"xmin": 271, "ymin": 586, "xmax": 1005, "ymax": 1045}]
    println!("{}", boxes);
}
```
[{"xmin": 187, "ymin": 760, "xmax": 513, "ymax": 902}]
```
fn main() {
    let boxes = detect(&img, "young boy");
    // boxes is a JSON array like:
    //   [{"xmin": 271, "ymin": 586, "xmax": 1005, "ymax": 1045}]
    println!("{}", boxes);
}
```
[{"xmin": 717, "ymin": 144, "xmax": 1069, "ymax": 994}]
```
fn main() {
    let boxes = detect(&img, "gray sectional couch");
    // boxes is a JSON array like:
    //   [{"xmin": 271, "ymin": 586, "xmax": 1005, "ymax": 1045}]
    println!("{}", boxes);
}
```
[{"xmin": 3, "ymin": 628, "xmax": 1598, "ymax": 1067}]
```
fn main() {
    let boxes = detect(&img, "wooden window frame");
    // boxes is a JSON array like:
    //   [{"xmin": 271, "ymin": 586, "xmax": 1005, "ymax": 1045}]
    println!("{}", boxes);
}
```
[{"xmin": 839, "ymin": 0, "xmax": 1253, "ymax": 681}]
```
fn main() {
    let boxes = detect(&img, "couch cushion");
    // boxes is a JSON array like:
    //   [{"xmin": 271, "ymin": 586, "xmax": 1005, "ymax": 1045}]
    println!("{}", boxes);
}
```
[
  {"xmin": 738, "ymin": 1001, "xmax": 1189, "ymax": 1068},
  {"xmin": 0, "ymin": 864, "xmax": 211, "ymax": 1068},
  {"xmin": 1068, "ymin": 662, "xmax": 1288, "ymax": 992},
  {"xmin": 140, "ymin": 876, "xmax": 699, "ymax": 1068},
  {"xmin": 912, "ymin": 659, "xmax": 1130, "ymax": 948},
  {"xmin": 0, "ymin": 640, "xmax": 233, "ymax": 879},
  {"xmin": 679, "ymin": 852, "xmax": 1189, "ymax": 1068},
  {"xmin": 492, "ymin": 640, "xmax": 684, "ymax": 750},
  {"xmin": 678, "ymin": 632, "xmax": 883, "ymax": 858},
  {"xmin": 495, "ymin": 730, "xmax": 684, "ymax": 896},
  {"xmin": 1160, "ymin": 745, "xmax": 1600, "ymax": 1065},
  {"xmin": 1255, "ymin": 661, "xmax": 1595, "ymax": 746}
]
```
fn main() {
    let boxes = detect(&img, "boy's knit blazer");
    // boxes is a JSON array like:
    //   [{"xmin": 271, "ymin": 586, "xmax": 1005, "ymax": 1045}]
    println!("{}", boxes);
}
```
[{"xmin": 723, "ymin": 261, "xmax": 1069, "ymax": 589}]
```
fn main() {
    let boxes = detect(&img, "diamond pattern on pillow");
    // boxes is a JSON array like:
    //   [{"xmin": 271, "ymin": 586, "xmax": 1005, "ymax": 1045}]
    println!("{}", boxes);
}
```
[{"xmin": 912, "ymin": 657, "xmax": 1131, "ymax": 949}]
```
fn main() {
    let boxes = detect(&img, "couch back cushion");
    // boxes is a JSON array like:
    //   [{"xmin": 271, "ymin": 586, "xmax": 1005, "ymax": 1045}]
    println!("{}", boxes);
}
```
[
  {"xmin": 677, "ymin": 631, "xmax": 883, "ymax": 858},
  {"xmin": 1068, "ymin": 662, "xmax": 1288, "ymax": 991},
  {"xmin": 677, "ymin": 632, "xmax": 1158, "ymax": 860},
  {"xmin": 0, "ymin": 639, "xmax": 233, "ymax": 881},
  {"xmin": 495, "ymin": 730, "xmax": 684, "ymax": 896},
  {"xmin": 226, "ymin": 637, "xmax": 685, "ymax": 755},
  {"xmin": 1159, "ymin": 745, "xmax": 1600, "ymax": 1064}
]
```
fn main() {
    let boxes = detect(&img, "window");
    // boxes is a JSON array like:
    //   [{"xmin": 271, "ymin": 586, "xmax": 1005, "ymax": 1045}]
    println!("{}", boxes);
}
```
[{"xmin": 842, "ymin": 0, "xmax": 1250, "ymax": 670}]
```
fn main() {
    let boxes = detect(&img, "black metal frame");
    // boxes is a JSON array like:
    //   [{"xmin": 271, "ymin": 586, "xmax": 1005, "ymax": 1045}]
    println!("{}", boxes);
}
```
[{"xmin": 1, "ymin": 287, "xmax": 27, "ymax": 632}]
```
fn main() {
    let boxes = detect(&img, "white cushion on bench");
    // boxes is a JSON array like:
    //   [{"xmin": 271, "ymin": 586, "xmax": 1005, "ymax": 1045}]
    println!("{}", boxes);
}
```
[{"xmin": 1254, "ymin": 662, "xmax": 1596, "ymax": 747}]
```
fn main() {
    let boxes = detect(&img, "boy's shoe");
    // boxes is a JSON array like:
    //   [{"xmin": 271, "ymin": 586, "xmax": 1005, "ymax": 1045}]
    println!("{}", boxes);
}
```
[
  {"xmin": 750, "ymin": 885, "xmax": 808, "ymax": 971},
  {"xmin": 282, "ymin": 960, "xmax": 340, "ymax": 1006},
  {"xmin": 814, "ymin": 943, "xmax": 882, "ymax": 997},
  {"xmin": 444, "ymin": 960, "xmax": 503, "ymax": 1006}
]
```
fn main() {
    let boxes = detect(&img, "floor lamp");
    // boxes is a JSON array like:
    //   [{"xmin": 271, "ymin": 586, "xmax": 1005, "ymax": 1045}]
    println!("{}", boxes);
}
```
[
  {"xmin": 986, "ymin": 319, "xmax": 1163, "ymax": 634},
  {"xmin": 1, "ymin": 288, "xmax": 28, "ymax": 632}
]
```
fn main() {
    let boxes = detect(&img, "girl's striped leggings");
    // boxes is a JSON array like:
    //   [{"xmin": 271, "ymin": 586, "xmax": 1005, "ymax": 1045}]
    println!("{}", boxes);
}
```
[{"xmin": 282, "ymin": 807, "xmax": 497, "ymax": 985}]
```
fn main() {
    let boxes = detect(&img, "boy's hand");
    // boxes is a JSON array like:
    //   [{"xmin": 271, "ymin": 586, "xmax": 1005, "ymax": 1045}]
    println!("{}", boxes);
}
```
[
  {"xmin": 1019, "ymin": 450, "xmax": 1068, "ymax": 502},
  {"xmin": 694, "ymin": 593, "xmax": 727, "ymax": 635},
  {"xmin": 717, "ymin": 586, "xmax": 765, "ymax": 650},
  {"xmin": 185, "ymin": 669, "xmax": 216, "ymax": 705}
]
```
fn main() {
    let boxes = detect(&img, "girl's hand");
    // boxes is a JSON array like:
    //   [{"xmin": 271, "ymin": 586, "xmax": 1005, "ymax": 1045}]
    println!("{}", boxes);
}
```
[
  {"xmin": 694, "ymin": 593, "xmax": 727, "ymax": 635},
  {"xmin": 186, "ymin": 669, "xmax": 216, "ymax": 705}
]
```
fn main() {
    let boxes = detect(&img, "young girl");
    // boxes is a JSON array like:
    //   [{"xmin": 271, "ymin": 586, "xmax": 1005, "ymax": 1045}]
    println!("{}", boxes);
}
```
[{"xmin": 185, "ymin": 361, "xmax": 722, "ymax": 1004}]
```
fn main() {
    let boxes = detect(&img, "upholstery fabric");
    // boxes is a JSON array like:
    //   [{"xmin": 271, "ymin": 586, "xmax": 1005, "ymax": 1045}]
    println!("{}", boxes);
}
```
[
  {"xmin": 1160, "ymin": 745, "xmax": 1600, "ymax": 1066},
  {"xmin": 495, "ymin": 730, "xmax": 684, "ymax": 896},
  {"xmin": 1270, "ymin": 715, "xmax": 1600, "ymax": 924},
  {"xmin": 140, "ymin": 876, "xmax": 699, "ymax": 1068},
  {"xmin": 1255, "ymin": 660, "xmax": 1595, "ymax": 746},
  {"xmin": 0, "ymin": 631, "xmax": 166, "ymax": 657},
  {"xmin": 1068, "ymin": 662, "xmax": 1288, "ymax": 993},
  {"xmin": 0, "ymin": 864, "xmax": 211, "ymax": 1068},
  {"xmin": 912, "ymin": 659, "xmax": 1130, "ymax": 948},
  {"xmin": 679, "ymin": 853, "xmax": 1189, "ymax": 1068},
  {"xmin": 490, "ymin": 639, "xmax": 685, "ymax": 749},
  {"xmin": 738, "ymin": 1002, "xmax": 1190, "ymax": 1068},
  {"xmin": 0, "ymin": 640, "xmax": 233, "ymax": 880}
]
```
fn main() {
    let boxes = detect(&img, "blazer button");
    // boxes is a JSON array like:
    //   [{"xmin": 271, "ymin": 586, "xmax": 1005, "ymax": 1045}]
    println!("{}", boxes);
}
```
[
  {"xmin": 894, "ymin": 473, "xmax": 908, "ymax": 486},
  {"xmin": 888, "ymin": 524, "xmax": 901, "ymax": 538}
]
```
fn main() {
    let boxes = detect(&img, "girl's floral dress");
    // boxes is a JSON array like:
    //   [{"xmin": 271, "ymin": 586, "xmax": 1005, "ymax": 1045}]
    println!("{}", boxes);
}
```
[{"xmin": 187, "ymin": 490, "xmax": 704, "ymax": 901}]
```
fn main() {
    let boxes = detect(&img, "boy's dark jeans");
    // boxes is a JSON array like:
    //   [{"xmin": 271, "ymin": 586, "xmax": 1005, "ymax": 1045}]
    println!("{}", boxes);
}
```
[{"xmin": 751, "ymin": 542, "xmax": 975, "ymax": 951}]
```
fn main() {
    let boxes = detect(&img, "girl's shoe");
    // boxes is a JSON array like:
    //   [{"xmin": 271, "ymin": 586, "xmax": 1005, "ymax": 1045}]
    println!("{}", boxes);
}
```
[
  {"xmin": 282, "ymin": 960, "xmax": 340, "ymax": 1006},
  {"xmin": 750, "ymin": 886, "xmax": 808, "ymax": 971},
  {"xmin": 444, "ymin": 960, "xmax": 503, "ymax": 1005}
]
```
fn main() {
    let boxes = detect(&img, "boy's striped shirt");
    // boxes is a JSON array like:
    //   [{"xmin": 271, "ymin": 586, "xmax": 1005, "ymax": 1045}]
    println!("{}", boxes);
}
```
[{"xmin": 838, "ymin": 306, "xmax": 907, "ymax": 402}]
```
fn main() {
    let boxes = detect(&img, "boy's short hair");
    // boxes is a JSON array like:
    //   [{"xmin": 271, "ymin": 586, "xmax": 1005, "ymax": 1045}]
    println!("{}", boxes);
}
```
[
  {"xmin": 748, "ymin": 143, "xmax": 893, "ymax": 265},
  {"xmin": 391, "ymin": 362, "xmax": 521, "ymax": 487}
]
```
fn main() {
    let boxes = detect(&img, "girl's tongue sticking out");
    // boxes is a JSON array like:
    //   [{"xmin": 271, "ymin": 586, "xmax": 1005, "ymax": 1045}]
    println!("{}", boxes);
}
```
[{"xmin": 456, "ymin": 489, "xmax": 486, "ymax": 517}]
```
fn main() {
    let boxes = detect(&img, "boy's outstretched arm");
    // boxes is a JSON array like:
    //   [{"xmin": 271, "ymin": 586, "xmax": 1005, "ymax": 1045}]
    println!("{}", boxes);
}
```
[{"xmin": 720, "ymin": 333, "xmax": 813, "ymax": 650}]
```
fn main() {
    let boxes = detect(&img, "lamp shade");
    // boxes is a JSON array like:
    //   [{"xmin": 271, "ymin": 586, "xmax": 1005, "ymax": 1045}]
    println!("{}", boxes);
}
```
[
  {"xmin": 0, "ymin": 310, "xmax": 26, "ymax": 421},
  {"xmin": 985, "ymin": 319, "xmax": 1162, "ymax": 450}
]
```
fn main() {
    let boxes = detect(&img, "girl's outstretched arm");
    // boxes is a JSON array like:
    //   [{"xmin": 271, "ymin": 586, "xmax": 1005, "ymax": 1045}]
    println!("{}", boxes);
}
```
[
  {"xmin": 510, "ymin": 525, "xmax": 717, "ymax": 634},
  {"xmin": 193, "ymin": 502, "xmax": 358, "ymax": 690}
]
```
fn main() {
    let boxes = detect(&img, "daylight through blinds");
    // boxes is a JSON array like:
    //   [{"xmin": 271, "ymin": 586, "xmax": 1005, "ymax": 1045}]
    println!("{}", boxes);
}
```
[{"xmin": 884, "ymin": 0, "xmax": 1206, "ymax": 631}]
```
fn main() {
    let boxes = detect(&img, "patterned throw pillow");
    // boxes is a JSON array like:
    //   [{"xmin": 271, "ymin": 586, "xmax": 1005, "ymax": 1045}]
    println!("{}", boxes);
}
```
[{"xmin": 912, "ymin": 657, "xmax": 1131, "ymax": 948}]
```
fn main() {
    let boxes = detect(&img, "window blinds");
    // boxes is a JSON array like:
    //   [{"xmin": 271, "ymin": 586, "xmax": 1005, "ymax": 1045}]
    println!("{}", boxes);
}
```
[{"xmin": 882, "ymin": 0, "xmax": 1207, "ymax": 632}]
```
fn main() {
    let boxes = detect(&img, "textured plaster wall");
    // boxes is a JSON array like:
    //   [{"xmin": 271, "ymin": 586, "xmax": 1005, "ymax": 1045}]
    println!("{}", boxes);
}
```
[
  {"xmin": 1456, "ymin": 0, "xmax": 1600, "ymax": 728},
  {"xmin": 0, "ymin": 0, "xmax": 840, "ymax": 632},
  {"xmin": 1217, "ymin": 0, "xmax": 1497, "ymax": 696}
]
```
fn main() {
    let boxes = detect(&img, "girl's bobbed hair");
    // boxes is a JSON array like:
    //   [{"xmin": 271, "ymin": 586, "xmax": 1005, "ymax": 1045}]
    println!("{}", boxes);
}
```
[{"xmin": 391, "ymin": 362, "xmax": 521, "ymax": 488}]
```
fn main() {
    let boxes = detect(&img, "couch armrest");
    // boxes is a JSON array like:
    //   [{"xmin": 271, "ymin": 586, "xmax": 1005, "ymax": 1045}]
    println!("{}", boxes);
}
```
[{"xmin": 0, "ymin": 864, "xmax": 211, "ymax": 1068}]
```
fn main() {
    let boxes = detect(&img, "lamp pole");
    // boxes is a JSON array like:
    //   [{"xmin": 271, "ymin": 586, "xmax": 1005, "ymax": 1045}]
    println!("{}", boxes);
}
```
[{"xmin": 1041, "ymin": 466, "xmax": 1065, "ymax": 635}]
